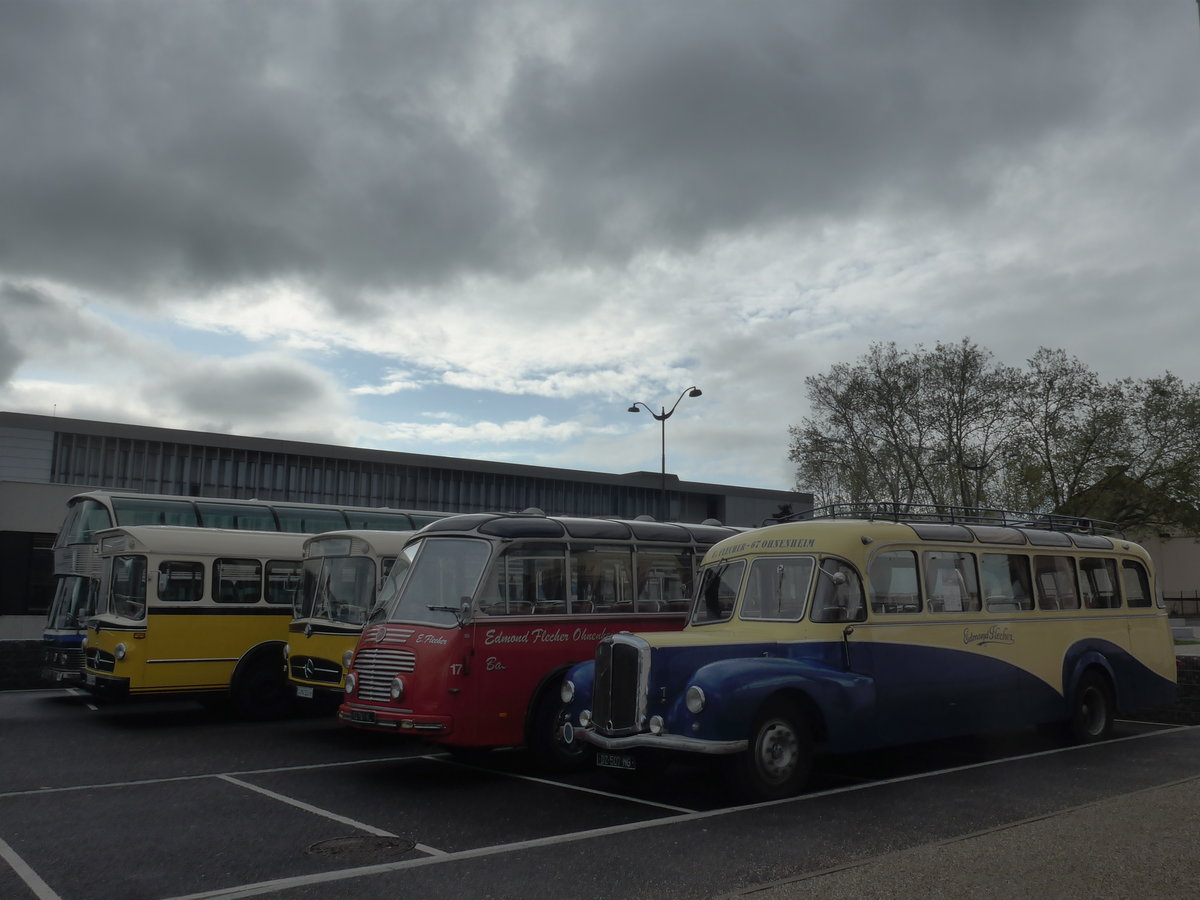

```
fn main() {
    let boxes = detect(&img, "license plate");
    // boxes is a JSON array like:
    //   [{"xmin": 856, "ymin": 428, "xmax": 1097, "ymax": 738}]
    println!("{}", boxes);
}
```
[
  {"xmin": 350, "ymin": 709, "xmax": 377, "ymax": 725},
  {"xmin": 85, "ymin": 673, "xmax": 96, "ymax": 686},
  {"xmin": 596, "ymin": 752, "xmax": 636, "ymax": 771},
  {"xmin": 295, "ymin": 685, "xmax": 314, "ymax": 699}
]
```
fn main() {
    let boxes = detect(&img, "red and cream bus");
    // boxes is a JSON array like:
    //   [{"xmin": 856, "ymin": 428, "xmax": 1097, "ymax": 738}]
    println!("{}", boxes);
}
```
[{"xmin": 339, "ymin": 510, "xmax": 741, "ymax": 769}]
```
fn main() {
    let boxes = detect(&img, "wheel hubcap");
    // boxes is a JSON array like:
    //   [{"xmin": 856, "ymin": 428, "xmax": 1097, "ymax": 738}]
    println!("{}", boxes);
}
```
[{"xmin": 757, "ymin": 719, "xmax": 798, "ymax": 784}]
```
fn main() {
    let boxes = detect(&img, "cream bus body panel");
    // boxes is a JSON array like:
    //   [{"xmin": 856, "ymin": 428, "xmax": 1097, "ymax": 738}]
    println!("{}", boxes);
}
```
[{"xmin": 84, "ymin": 527, "xmax": 306, "ymax": 702}]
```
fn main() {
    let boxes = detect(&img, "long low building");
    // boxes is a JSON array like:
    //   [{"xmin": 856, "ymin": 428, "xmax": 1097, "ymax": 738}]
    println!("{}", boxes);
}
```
[{"xmin": 0, "ymin": 410, "xmax": 810, "ymax": 624}]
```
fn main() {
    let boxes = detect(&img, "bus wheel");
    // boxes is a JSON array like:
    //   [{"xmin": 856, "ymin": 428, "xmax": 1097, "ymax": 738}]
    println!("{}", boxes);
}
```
[
  {"xmin": 529, "ymin": 685, "xmax": 593, "ymax": 772},
  {"xmin": 1068, "ymin": 671, "xmax": 1114, "ymax": 743},
  {"xmin": 726, "ymin": 699, "xmax": 812, "ymax": 802},
  {"xmin": 232, "ymin": 651, "xmax": 292, "ymax": 721}
]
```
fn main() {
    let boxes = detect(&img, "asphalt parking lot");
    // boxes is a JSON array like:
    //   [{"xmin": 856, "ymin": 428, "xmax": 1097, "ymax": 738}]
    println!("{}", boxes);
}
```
[{"xmin": 3, "ymin": 689, "xmax": 1200, "ymax": 900}]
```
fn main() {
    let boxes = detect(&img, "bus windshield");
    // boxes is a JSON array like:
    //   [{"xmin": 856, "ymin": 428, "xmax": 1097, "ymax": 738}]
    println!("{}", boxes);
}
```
[
  {"xmin": 47, "ymin": 576, "xmax": 97, "ymax": 629},
  {"xmin": 385, "ymin": 537, "xmax": 491, "ymax": 628},
  {"xmin": 56, "ymin": 499, "xmax": 114, "ymax": 547},
  {"xmin": 299, "ymin": 556, "xmax": 376, "ymax": 625}
]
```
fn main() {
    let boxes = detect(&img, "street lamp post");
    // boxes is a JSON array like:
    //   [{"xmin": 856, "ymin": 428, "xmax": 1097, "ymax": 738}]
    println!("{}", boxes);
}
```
[{"xmin": 628, "ymin": 386, "xmax": 703, "ymax": 521}]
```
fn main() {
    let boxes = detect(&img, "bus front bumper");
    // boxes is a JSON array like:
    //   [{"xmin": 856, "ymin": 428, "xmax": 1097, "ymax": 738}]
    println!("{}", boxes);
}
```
[
  {"xmin": 82, "ymin": 671, "xmax": 129, "ymax": 698},
  {"xmin": 338, "ymin": 703, "xmax": 452, "ymax": 736},
  {"xmin": 570, "ymin": 725, "xmax": 747, "ymax": 756}
]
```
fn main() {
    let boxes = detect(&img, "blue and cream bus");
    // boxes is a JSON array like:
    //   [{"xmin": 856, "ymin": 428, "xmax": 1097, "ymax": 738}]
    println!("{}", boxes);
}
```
[{"xmin": 561, "ymin": 505, "xmax": 1177, "ymax": 800}]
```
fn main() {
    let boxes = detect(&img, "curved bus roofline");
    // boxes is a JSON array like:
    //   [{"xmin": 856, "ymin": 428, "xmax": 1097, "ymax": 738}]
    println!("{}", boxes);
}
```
[{"xmin": 766, "ymin": 503, "xmax": 1122, "ymax": 537}]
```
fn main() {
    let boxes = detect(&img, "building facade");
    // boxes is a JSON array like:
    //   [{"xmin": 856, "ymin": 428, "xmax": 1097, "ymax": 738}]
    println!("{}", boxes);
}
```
[{"xmin": 0, "ymin": 411, "xmax": 810, "ymax": 619}]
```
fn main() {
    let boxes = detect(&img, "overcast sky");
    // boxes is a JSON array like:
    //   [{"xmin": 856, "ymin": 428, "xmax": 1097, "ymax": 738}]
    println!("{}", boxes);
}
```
[{"xmin": 2, "ymin": 1, "xmax": 1198, "ymax": 495}]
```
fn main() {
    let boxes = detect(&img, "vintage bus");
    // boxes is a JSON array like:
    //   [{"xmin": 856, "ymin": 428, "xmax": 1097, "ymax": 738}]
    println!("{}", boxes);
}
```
[
  {"xmin": 81, "ymin": 525, "xmax": 312, "ymax": 718},
  {"xmin": 287, "ymin": 530, "xmax": 417, "ymax": 707},
  {"xmin": 339, "ymin": 511, "xmax": 742, "ymax": 769},
  {"xmin": 561, "ymin": 506, "xmax": 1178, "ymax": 800},
  {"xmin": 44, "ymin": 490, "xmax": 444, "ymax": 685}
]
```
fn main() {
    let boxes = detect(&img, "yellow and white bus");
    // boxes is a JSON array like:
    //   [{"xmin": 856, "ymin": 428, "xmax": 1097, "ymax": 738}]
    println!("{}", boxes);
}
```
[
  {"xmin": 287, "ymin": 530, "xmax": 416, "ymax": 706},
  {"xmin": 563, "ymin": 506, "xmax": 1178, "ymax": 800},
  {"xmin": 82, "ymin": 525, "xmax": 309, "ymax": 718}
]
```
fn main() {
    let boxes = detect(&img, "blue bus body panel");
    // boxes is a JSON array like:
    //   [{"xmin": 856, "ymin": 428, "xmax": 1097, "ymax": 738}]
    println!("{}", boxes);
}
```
[{"xmin": 573, "ymin": 635, "xmax": 1177, "ymax": 755}]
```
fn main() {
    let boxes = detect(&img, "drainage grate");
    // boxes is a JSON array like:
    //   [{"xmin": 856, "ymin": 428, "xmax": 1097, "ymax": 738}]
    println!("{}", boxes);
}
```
[{"xmin": 307, "ymin": 835, "xmax": 417, "ymax": 857}]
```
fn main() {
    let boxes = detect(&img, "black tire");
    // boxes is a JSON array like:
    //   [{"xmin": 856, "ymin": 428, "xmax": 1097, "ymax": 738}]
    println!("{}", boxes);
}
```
[
  {"xmin": 725, "ymin": 699, "xmax": 813, "ymax": 802},
  {"xmin": 528, "ymin": 683, "xmax": 593, "ymax": 772},
  {"xmin": 1067, "ymin": 671, "xmax": 1114, "ymax": 743},
  {"xmin": 232, "ymin": 650, "xmax": 292, "ymax": 721}
]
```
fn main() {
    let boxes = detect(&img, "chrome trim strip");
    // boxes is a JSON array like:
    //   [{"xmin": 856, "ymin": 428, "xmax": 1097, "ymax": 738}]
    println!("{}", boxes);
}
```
[
  {"xmin": 577, "ymin": 729, "xmax": 747, "ymax": 756},
  {"xmin": 146, "ymin": 657, "xmax": 239, "ymax": 664}
]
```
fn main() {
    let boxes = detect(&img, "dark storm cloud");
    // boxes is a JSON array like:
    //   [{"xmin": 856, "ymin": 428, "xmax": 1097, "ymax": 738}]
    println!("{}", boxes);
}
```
[
  {"xmin": 0, "ymin": 1, "xmax": 1188, "ymax": 308},
  {"xmin": 502, "ymin": 0, "xmax": 1116, "ymax": 257},
  {"xmin": 155, "ymin": 356, "xmax": 336, "ymax": 423},
  {"xmin": 0, "ymin": 282, "xmax": 117, "ymax": 380},
  {"xmin": 0, "ymin": 1, "xmax": 512, "ymax": 301}
]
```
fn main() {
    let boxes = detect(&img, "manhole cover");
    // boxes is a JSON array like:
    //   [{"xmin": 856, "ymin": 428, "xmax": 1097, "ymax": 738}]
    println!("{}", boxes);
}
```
[{"xmin": 307, "ymin": 836, "xmax": 417, "ymax": 857}]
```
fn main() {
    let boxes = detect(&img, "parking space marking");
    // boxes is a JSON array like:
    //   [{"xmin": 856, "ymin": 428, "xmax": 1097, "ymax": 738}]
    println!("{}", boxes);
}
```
[
  {"xmin": 0, "ymin": 754, "xmax": 433, "ymax": 800},
  {"xmin": 217, "ymin": 775, "xmax": 447, "ymax": 857},
  {"xmin": 0, "ymin": 836, "xmax": 62, "ymax": 900},
  {"xmin": 432, "ymin": 756, "xmax": 698, "ymax": 814},
  {"xmin": 159, "ymin": 725, "xmax": 1196, "ymax": 900}
]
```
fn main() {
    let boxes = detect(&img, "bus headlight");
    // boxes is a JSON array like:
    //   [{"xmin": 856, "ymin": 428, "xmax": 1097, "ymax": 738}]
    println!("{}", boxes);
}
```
[
  {"xmin": 81, "ymin": 637, "xmax": 89, "ymax": 652},
  {"xmin": 282, "ymin": 644, "xmax": 290, "ymax": 660},
  {"xmin": 342, "ymin": 650, "xmax": 355, "ymax": 669},
  {"xmin": 649, "ymin": 715, "xmax": 664, "ymax": 735},
  {"xmin": 114, "ymin": 643, "xmax": 127, "ymax": 661},
  {"xmin": 344, "ymin": 672, "xmax": 357, "ymax": 695},
  {"xmin": 579, "ymin": 709, "xmax": 592, "ymax": 727},
  {"xmin": 390, "ymin": 676, "xmax": 405, "ymax": 702},
  {"xmin": 560, "ymin": 679, "xmax": 575, "ymax": 704},
  {"xmin": 686, "ymin": 685, "xmax": 706, "ymax": 714}
]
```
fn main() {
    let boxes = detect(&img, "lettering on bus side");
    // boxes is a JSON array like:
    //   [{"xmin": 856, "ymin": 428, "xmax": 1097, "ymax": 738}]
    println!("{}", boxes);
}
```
[
  {"xmin": 962, "ymin": 625, "xmax": 1015, "ymax": 646},
  {"xmin": 711, "ymin": 538, "xmax": 816, "ymax": 560},
  {"xmin": 482, "ymin": 626, "xmax": 613, "ymax": 646}
]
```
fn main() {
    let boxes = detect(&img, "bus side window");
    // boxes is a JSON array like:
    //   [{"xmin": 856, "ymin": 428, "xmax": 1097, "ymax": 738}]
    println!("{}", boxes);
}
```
[
  {"xmin": 213, "ymin": 558, "xmax": 262, "ymax": 603},
  {"xmin": 636, "ymin": 549, "xmax": 693, "ymax": 612},
  {"xmin": 923, "ymin": 551, "xmax": 980, "ymax": 613},
  {"xmin": 811, "ymin": 559, "xmax": 865, "ymax": 623},
  {"xmin": 570, "ymin": 547, "xmax": 631, "ymax": 614},
  {"xmin": 265, "ymin": 560, "xmax": 302, "ymax": 607},
  {"xmin": 981, "ymin": 554, "xmax": 1032, "ymax": 612},
  {"xmin": 157, "ymin": 561, "xmax": 203, "ymax": 603},
  {"xmin": 1035, "ymin": 556, "xmax": 1079, "ymax": 610},
  {"xmin": 1122, "ymin": 560, "xmax": 1152, "ymax": 608},
  {"xmin": 868, "ymin": 551, "xmax": 920, "ymax": 614},
  {"xmin": 1079, "ymin": 558, "xmax": 1120, "ymax": 609}
]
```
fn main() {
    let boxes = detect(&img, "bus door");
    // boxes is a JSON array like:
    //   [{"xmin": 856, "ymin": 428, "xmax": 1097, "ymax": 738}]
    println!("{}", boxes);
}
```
[{"xmin": 471, "ymin": 542, "xmax": 571, "ymax": 746}]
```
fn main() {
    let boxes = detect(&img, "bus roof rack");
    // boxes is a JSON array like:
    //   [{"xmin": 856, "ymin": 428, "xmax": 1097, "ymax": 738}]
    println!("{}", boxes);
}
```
[{"xmin": 763, "ymin": 503, "xmax": 1123, "ymax": 537}]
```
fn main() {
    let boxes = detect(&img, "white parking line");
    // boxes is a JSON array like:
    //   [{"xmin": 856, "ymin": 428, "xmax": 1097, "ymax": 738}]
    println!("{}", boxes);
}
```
[
  {"xmin": 158, "ymin": 725, "xmax": 1197, "ymax": 900},
  {"xmin": 0, "ymin": 836, "xmax": 62, "ymax": 900},
  {"xmin": 432, "ymin": 755, "xmax": 697, "ymax": 814},
  {"xmin": 0, "ymin": 754, "xmax": 433, "ymax": 799},
  {"xmin": 217, "ymin": 775, "xmax": 446, "ymax": 857}
]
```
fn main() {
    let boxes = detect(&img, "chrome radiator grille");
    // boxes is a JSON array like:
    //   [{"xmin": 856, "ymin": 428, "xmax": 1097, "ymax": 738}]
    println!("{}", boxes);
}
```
[
  {"xmin": 353, "ymin": 646, "xmax": 417, "ymax": 701},
  {"xmin": 85, "ymin": 648, "xmax": 116, "ymax": 673},
  {"xmin": 289, "ymin": 656, "xmax": 342, "ymax": 684},
  {"xmin": 592, "ymin": 635, "xmax": 648, "ymax": 736}
]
